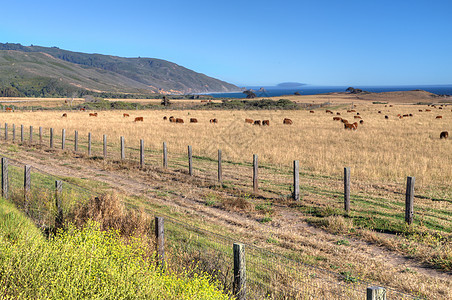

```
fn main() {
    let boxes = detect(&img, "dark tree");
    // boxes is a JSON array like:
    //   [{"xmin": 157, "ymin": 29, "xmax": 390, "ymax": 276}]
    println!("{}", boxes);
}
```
[
  {"xmin": 161, "ymin": 96, "xmax": 171, "ymax": 106},
  {"xmin": 243, "ymin": 90, "xmax": 256, "ymax": 99}
]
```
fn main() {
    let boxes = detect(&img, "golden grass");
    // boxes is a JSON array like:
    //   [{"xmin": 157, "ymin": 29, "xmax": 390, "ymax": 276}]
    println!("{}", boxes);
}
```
[{"xmin": 1, "ymin": 103, "xmax": 451, "ymax": 193}]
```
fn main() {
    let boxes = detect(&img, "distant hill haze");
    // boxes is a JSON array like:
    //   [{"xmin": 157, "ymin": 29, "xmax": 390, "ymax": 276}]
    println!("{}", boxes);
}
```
[{"xmin": 0, "ymin": 43, "xmax": 239, "ymax": 96}]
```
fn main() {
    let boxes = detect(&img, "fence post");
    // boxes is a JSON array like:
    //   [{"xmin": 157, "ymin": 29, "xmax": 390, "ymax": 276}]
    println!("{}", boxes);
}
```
[
  {"xmin": 293, "ymin": 160, "xmax": 300, "ymax": 200},
  {"xmin": 2, "ymin": 157, "xmax": 8, "ymax": 199},
  {"xmin": 344, "ymin": 167, "xmax": 350, "ymax": 214},
  {"xmin": 39, "ymin": 126, "xmax": 42, "ymax": 145},
  {"xmin": 29, "ymin": 126, "xmax": 33, "ymax": 144},
  {"xmin": 74, "ymin": 130, "xmax": 78, "ymax": 151},
  {"xmin": 55, "ymin": 180, "xmax": 63, "ymax": 229},
  {"xmin": 188, "ymin": 145, "xmax": 193, "ymax": 176},
  {"xmin": 163, "ymin": 142, "xmax": 168, "ymax": 168},
  {"xmin": 405, "ymin": 176, "xmax": 415, "ymax": 225},
  {"xmin": 50, "ymin": 128, "xmax": 54, "ymax": 148},
  {"xmin": 61, "ymin": 129, "xmax": 66, "ymax": 150},
  {"xmin": 103, "ymin": 134, "xmax": 107, "ymax": 159},
  {"xmin": 120, "ymin": 136, "xmax": 125, "ymax": 160},
  {"xmin": 88, "ymin": 133, "xmax": 92, "ymax": 156},
  {"xmin": 12, "ymin": 124, "xmax": 15, "ymax": 142},
  {"xmin": 21, "ymin": 125, "xmax": 24, "ymax": 143},
  {"xmin": 4, "ymin": 123, "xmax": 7, "ymax": 140},
  {"xmin": 155, "ymin": 217, "xmax": 165, "ymax": 268},
  {"xmin": 367, "ymin": 286, "xmax": 386, "ymax": 300},
  {"xmin": 140, "ymin": 139, "xmax": 144, "ymax": 168},
  {"xmin": 253, "ymin": 154, "xmax": 258, "ymax": 193},
  {"xmin": 233, "ymin": 243, "xmax": 246, "ymax": 300},
  {"xmin": 218, "ymin": 149, "xmax": 222, "ymax": 184},
  {"xmin": 24, "ymin": 165, "xmax": 31, "ymax": 207}
]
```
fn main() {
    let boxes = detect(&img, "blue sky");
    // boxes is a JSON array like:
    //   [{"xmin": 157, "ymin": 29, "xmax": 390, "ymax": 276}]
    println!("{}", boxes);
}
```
[{"xmin": 1, "ymin": 0, "xmax": 451, "ymax": 87}]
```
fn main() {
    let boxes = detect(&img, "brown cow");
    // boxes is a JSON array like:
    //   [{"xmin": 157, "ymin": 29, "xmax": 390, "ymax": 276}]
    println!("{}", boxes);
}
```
[
  {"xmin": 283, "ymin": 118, "xmax": 293, "ymax": 125},
  {"xmin": 254, "ymin": 120, "xmax": 261, "ymax": 125},
  {"xmin": 385, "ymin": 115, "xmax": 389, "ymax": 119},
  {"xmin": 5, "ymin": 107, "xmax": 13, "ymax": 111},
  {"xmin": 62, "ymin": 113, "xmax": 67, "ymax": 118},
  {"xmin": 344, "ymin": 122, "xmax": 357, "ymax": 130},
  {"xmin": 403, "ymin": 114, "xmax": 409, "ymax": 117},
  {"xmin": 89, "ymin": 113, "xmax": 98, "ymax": 117},
  {"xmin": 378, "ymin": 111, "xmax": 382, "ymax": 114},
  {"xmin": 389, "ymin": 105, "xmax": 393, "ymax": 107},
  {"xmin": 245, "ymin": 118, "xmax": 254, "ymax": 124},
  {"xmin": 350, "ymin": 109, "xmax": 356, "ymax": 112},
  {"xmin": 341, "ymin": 119, "xmax": 349, "ymax": 124},
  {"xmin": 440, "ymin": 131, "xmax": 449, "ymax": 139},
  {"xmin": 134, "ymin": 117, "xmax": 144, "ymax": 122},
  {"xmin": 325, "ymin": 110, "xmax": 333, "ymax": 114},
  {"xmin": 163, "ymin": 116, "xmax": 167, "ymax": 120},
  {"xmin": 80, "ymin": 108, "xmax": 86, "ymax": 111},
  {"xmin": 436, "ymin": 116, "xmax": 443, "ymax": 119},
  {"xmin": 333, "ymin": 117, "xmax": 342, "ymax": 121},
  {"xmin": 309, "ymin": 110, "xmax": 314, "ymax": 113},
  {"xmin": 176, "ymin": 118, "xmax": 184, "ymax": 123},
  {"xmin": 354, "ymin": 116, "xmax": 361, "ymax": 119},
  {"xmin": 190, "ymin": 118, "xmax": 198, "ymax": 123},
  {"xmin": 336, "ymin": 112, "xmax": 341, "ymax": 115},
  {"xmin": 426, "ymin": 109, "xmax": 431, "ymax": 112},
  {"xmin": 262, "ymin": 120, "xmax": 270, "ymax": 126},
  {"xmin": 419, "ymin": 109, "xmax": 423, "ymax": 112},
  {"xmin": 169, "ymin": 116, "xmax": 176, "ymax": 122},
  {"xmin": 210, "ymin": 118, "xmax": 218, "ymax": 123},
  {"xmin": 123, "ymin": 113, "xmax": 129, "ymax": 117},
  {"xmin": 359, "ymin": 120, "xmax": 364, "ymax": 124}
]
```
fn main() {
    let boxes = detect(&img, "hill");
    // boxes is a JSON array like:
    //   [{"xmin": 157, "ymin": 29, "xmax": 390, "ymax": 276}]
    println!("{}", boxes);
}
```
[{"xmin": 0, "ymin": 42, "xmax": 239, "ymax": 97}]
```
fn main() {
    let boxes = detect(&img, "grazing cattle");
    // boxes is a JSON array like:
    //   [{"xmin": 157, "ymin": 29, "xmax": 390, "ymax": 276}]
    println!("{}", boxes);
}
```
[
  {"xmin": 190, "ymin": 118, "xmax": 198, "ymax": 123},
  {"xmin": 262, "ymin": 120, "xmax": 270, "ymax": 126},
  {"xmin": 436, "ymin": 116, "xmax": 443, "ymax": 119},
  {"xmin": 440, "ymin": 131, "xmax": 449, "ymax": 139},
  {"xmin": 439, "ymin": 107, "xmax": 443, "ymax": 109},
  {"xmin": 325, "ymin": 110, "xmax": 333, "ymax": 114},
  {"xmin": 254, "ymin": 120, "xmax": 261, "ymax": 125},
  {"xmin": 426, "ymin": 109, "xmax": 431, "ymax": 112},
  {"xmin": 356, "ymin": 112, "xmax": 360, "ymax": 115},
  {"xmin": 341, "ymin": 119, "xmax": 349, "ymax": 124},
  {"xmin": 336, "ymin": 112, "xmax": 341, "ymax": 115},
  {"xmin": 389, "ymin": 105, "xmax": 393, "ymax": 107},
  {"xmin": 354, "ymin": 116, "xmax": 361, "ymax": 119},
  {"xmin": 333, "ymin": 117, "xmax": 342, "ymax": 121},
  {"xmin": 245, "ymin": 118, "xmax": 254, "ymax": 124},
  {"xmin": 175, "ymin": 118, "xmax": 184, "ymax": 123},
  {"xmin": 89, "ymin": 113, "xmax": 98, "ymax": 117},
  {"xmin": 169, "ymin": 116, "xmax": 176, "ymax": 122},
  {"xmin": 409, "ymin": 113, "xmax": 413, "ymax": 117},
  {"xmin": 347, "ymin": 110, "xmax": 351, "ymax": 113},
  {"xmin": 134, "ymin": 117, "xmax": 144, "ymax": 122},
  {"xmin": 163, "ymin": 116, "xmax": 167, "ymax": 120},
  {"xmin": 201, "ymin": 100, "xmax": 208, "ymax": 103},
  {"xmin": 62, "ymin": 113, "xmax": 67, "ymax": 118},
  {"xmin": 344, "ymin": 122, "xmax": 357, "ymax": 130},
  {"xmin": 210, "ymin": 118, "xmax": 218, "ymax": 123},
  {"xmin": 350, "ymin": 109, "xmax": 356, "ymax": 112},
  {"xmin": 283, "ymin": 118, "xmax": 293, "ymax": 125},
  {"xmin": 399, "ymin": 116, "xmax": 404, "ymax": 119},
  {"xmin": 403, "ymin": 114, "xmax": 409, "ymax": 117},
  {"xmin": 5, "ymin": 107, "xmax": 13, "ymax": 112},
  {"xmin": 385, "ymin": 115, "xmax": 389, "ymax": 119},
  {"xmin": 123, "ymin": 113, "xmax": 129, "ymax": 117},
  {"xmin": 359, "ymin": 120, "xmax": 364, "ymax": 124},
  {"xmin": 80, "ymin": 108, "xmax": 86, "ymax": 111},
  {"xmin": 419, "ymin": 109, "xmax": 423, "ymax": 112},
  {"xmin": 309, "ymin": 110, "xmax": 314, "ymax": 113},
  {"xmin": 378, "ymin": 111, "xmax": 382, "ymax": 114}
]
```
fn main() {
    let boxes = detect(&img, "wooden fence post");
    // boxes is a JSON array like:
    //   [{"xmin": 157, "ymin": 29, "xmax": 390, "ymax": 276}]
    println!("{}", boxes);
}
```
[
  {"xmin": 21, "ymin": 125, "xmax": 24, "ymax": 143},
  {"xmin": 155, "ymin": 217, "xmax": 165, "ymax": 268},
  {"xmin": 293, "ymin": 160, "xmax": 300, "ymax": 200},
  {"xmin": 218, "ymin": 149, "xmax": 222, "ymax": 184},
  {"xmin": 344, "ymin": 167, "xmax": 350, "ymax": 214},
  {"xmin": 4, "ymin": 123, "xmax": 7, "ymax": 140},
  {"xmin": 39, "ymin": 126, "xmax": 42, "ymax": 144},
  {"xmin": 253, "ymin": 154, "xmax": 258, "ymax": 193},
  {"xmin": 233, "ymin": 243, "xmax": 246, "ymax": 300},
  {"xmin": 12, "ymin": 124, "xmax": 15, "ymax": 142},
  {"xmin": 29, "ymin": 126, "xmax": 33, "ymax": 144},
  {"xmin": 50, "ymin": 128, "xmax": 54, "ymax": 148},
  {"xmin": 120, "ymin": 136, "xmax": 125, "ymax": 160},
  {"xmin": 74, "ymin": 130, "xmax": 78, "ymax": 151},
  {"xmin": 188, "ymin": 145, "xmax": 193, "ymax": 176},
  {"xmin": 405, "ymin": 176, "xmax": 415, "ymax": 225},
  {"xmin": 103, "ymin": 134, "xmax": 107, "ymax": 159},
  {"xmin": 367, "ymin": 286, "xmax": 386, "ymax": 300},
  {"xmin": 163, "ymin": 142, "xmax": 168, "ymax": 168},
  {"xmin": 61, "ymin": 129, "xmax": 66, "ymax": 150},
  {"xmin": 2, "ymin": 157, "xmax": 8, "ymax": 199},
  {"xmin": 88, "ymin": 133, "xmax": 92, "ymax": 156},
  {"xmin": 55, "ymin": 180, "xmax": 63, "ymax": 229},
  {"xmin": 24, "ymin": 165, "xmax": 31, "ymax": 206},
  {"xmin": 140, "ymin": 139, "xmax": 144, "ymax": 168}
]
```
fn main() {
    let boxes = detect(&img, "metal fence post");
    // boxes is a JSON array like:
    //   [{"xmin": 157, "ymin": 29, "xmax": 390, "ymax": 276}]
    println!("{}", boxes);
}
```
[
  {"xmin": 24, "ymin": 165, "xmax": 31, "ymax": 206},
  {"xmin": 140, "ymin": 139, "xmax": 144, "ymax": 168},
  {"xmin": 155, "ymin": 217, "xmax": 165, "ymax": 268},
  {"xmin": 233, "ymin": 243, "xmax": 246, "ymax": 300},
  {"xmin": 218, "ymin": 149, "xmax": 222, "ymax": 184},
  {"xmin": 120, "ymin": 136, "xmax": 125, "ymax": 160},
  {"xmin": 21, "ymin": 125, "xmax": 24, "ymax": 143},
  {"xmin": 344, "ymin": 167, "xmax": 350, "ymax": 213},
  {"xmin": 293, "ymin": 160, "xmax": 300, "ymax": 200},
  {"xmin": 2, "ymin": 157, "xmax": 8, "ymax": 199},
  {"xmin": 50, "ymin": 128, "xmax": 54, "ymax": 148},
  {"xmin": 61, "ymin": 129, "xmax": 66, "ymax": 150},
  {"xmin": 253, "ymin": 154, "xmax": 258, "ymax": 193},
  {"xmin": 88, "ymin": 132, "xmax": 92, "ymax": 156},
  {"xmin": 103, "ymin": 134, "xmax": 107, "ymax": 158},
  {"xmin": 74, "ymin": 130, "xmax": 78, "ymax": 151},
  {"xmin": 163, "ymin": 142, "xmax": 168, "ymax": 168},
  {"xmin": 405, "ymin": 176, "xmax": 415, "ymax": 225},
  {"xmin": 55, "ymin": 180, "xmax": 63, "ymax": 229},
  {"xmin": 367, "ymin": 286, "xmax": 386, "ymax": 300},
  {"xmin": 188, "ymin": 145, "xmax": 193, "ymax": 176},
  {"xmin": 39, "ymin": 126, "xmax": 42, "ymax": 144}
]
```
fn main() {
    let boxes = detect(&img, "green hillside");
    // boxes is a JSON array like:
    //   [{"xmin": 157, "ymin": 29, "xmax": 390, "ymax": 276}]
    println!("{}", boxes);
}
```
[{"xmin": 0, "ymin": 42, "xmax": 239, "ymax": 97}]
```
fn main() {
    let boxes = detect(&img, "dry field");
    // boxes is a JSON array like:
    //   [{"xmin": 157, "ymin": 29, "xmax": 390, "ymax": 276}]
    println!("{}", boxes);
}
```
[{"xmin": 1, "ymin": 102, "xmax": 451, "ymax": 194}]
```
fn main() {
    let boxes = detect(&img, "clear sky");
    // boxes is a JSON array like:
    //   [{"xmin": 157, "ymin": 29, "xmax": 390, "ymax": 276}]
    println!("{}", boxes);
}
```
[{"xmin": 1, "ymin": 0, "xmax": 451, "ymax": 87}]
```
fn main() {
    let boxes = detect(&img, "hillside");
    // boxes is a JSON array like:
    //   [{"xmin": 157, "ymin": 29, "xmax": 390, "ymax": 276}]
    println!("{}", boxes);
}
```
[{"xmin": 0, "ymin": 43, "xmax": 239, "ymax": 96}]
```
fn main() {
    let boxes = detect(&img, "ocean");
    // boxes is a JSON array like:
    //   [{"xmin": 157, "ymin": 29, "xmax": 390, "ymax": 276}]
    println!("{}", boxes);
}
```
[{"xmin": 207, "ymin": 85, "xmax": 452, "ymax": 99}]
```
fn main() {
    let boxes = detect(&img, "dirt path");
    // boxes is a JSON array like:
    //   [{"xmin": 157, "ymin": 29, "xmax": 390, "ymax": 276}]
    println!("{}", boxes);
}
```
[{"xmin": 1, "ymin": 145, "xmax": 450, "ymax": 297}]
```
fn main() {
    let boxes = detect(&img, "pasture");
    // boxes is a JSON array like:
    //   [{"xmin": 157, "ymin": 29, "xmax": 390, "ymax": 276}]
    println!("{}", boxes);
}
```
[{"xmin": 1, "ymin": 102, "xmax": 451, "ymax": 195}]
